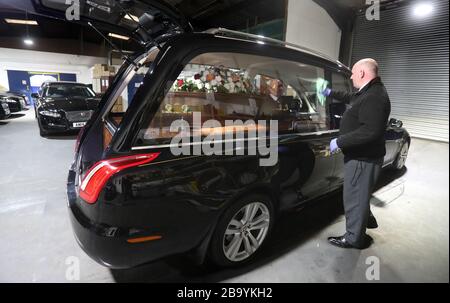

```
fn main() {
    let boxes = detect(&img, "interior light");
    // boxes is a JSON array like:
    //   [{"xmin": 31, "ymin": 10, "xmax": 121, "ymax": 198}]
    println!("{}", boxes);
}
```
[
  {"xmin": 413, "ymin": 3, "xmax": 433, "ymax": 18},
  {"xmin": 108, "ymin": 33, "xmax": 130, "ymax": 40},
  {"xmin": 5, "ymin": 18, "xmax": 38, "ymax": 25},
  {"xmin": 23, "ymin": 39, "xmax": 34, "ymax": 45}
]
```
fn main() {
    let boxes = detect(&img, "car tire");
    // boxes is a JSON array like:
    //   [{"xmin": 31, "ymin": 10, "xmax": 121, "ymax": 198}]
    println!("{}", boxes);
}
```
[
  {"xmin": 208, "ymin": 194, "xmax": 274, "ymax": 267},
  {"xmin": 393, "ymin": 141, "xmax": 409, "ymax": 170}
]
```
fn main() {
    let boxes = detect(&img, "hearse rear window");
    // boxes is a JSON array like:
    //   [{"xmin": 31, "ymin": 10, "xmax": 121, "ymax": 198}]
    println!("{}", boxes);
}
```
[
  {"xmin": 105, "ymin": 48, "xmax": 160, "ymax": 127},
  {"xmin": 138, "ymin": 52, "xmax": 329, "ymax": 146}
]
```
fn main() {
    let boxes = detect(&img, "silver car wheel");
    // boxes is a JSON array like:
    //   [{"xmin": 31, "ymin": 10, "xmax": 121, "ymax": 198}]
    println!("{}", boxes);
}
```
[{"xmin": 223, "ymin": 202, "xmax": 270, "ymax": 262}]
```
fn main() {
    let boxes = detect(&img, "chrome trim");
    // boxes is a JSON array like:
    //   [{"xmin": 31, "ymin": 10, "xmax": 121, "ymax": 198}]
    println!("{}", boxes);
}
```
[
  {"xmin": 132, "ymin": 136, "xmax": 274, "ymax": 151},
  {"xmin": 204, "ymin": 28, "xmax": 347, "ymax": 68},
  {"xmin": 131, "ymin": 130, "xmax": 340, "ymax": 151},
  {"xmin": 104, "ymin": 119, "xmax": 116, "ymax": 136},
  {"xmin": 295, "ymin": 130, "xmax": 340, "ymax": 137},
  {"xmin": 139, "ymin": 155, "xmax": 202, "ymax": 167}
]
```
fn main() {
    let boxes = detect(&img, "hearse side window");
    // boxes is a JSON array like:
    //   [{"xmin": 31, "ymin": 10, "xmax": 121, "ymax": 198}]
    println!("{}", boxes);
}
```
[
  {"xmin": 101, "ymin": 48, "xmax": 159, "ymax": 150},
  {"xmin": 138, "ymin": 52, "xmax": 329, "ymax": 145},
  {"xmin": 330, "ymin": 72, "xmax": 352, "ymax": 130},
  {"xmin": 105, "ymin": 48, "xmax": 160, "ymax": 128}
]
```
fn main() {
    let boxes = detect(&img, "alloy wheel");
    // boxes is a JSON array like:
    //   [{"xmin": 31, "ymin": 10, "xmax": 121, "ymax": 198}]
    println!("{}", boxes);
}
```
[{"xmin": 222, "ymin": 202, "xmax": 270, "ymax": 262}]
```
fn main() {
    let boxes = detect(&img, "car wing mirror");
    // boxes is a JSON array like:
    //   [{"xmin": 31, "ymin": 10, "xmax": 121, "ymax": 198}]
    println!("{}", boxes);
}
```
[
  {"xmin": 31, "ymin": 93, "xmax": 39, "ymax": 99},
  {"xmin": 389, "ymin": 118, "xmax": 403, "ymax": 128}
]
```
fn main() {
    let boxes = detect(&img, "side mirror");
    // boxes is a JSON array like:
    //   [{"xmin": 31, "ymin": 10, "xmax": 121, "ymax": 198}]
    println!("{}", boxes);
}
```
[
  {"xmin": 389, "ymin": 118, "xmax": 403, "ymax": 128},
  {"xmin": 31, "ymin": 93, "xmax": 39, "ymax": 99}
]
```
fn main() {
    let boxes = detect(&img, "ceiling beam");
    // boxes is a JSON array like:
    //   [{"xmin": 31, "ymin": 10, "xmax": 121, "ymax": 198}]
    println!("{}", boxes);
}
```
[{"xmin": 312, "ymin": 0, "xmax": 356, "ymax": 32}]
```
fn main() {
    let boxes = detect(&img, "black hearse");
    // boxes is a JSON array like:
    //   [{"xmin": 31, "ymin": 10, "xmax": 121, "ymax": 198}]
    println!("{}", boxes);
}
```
[{"xmin": 32, "ymin": 0, "xmax": 410, "ymax": 268}]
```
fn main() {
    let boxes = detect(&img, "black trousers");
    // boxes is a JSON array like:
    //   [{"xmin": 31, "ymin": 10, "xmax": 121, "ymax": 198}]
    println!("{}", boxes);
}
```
[{"xmin": 343, "ymin": 159, "xmax": 382, "ymax": 247}]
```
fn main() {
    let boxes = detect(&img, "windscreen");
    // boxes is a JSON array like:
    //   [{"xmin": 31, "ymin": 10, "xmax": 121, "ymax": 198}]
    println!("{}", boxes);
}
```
[{"xmin": 44, "ymin": 85, "xmax": 95, "ymax": 98}]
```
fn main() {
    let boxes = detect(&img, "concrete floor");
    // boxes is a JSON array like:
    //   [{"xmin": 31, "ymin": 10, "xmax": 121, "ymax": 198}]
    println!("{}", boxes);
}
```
[{"xmin": 0, "ymin": 109, "xmax": 448, "ymax": 283}]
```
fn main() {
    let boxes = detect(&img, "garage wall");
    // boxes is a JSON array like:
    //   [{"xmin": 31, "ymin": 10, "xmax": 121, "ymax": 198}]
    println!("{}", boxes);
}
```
[
  {"xmin": 352, "ymin": 0, "xmax": 449, "ymax": 142},
  {"xmin": 0, "ymin": 47, "xmax": 107, "ymax": 90},
  {"xmin": 285, "ymin": 0, "xmax": 342, "ymax": 60}
]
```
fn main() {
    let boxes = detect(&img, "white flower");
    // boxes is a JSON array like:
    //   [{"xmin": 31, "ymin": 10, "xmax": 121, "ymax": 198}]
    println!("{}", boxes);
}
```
[
  {"xmin": 210, "ymin": 80, "xmax": 217, "ymax": 86},
  {"xmin": 215, "ymin": 76, "xmax": 222, "ymax": 82},
  {"xmin": 205, "ymin": 83, "xmax": 211, "ymax": 90},
  {"xmin": 197, "ymin": 83, "xmax": 204, "ymax": 90}
]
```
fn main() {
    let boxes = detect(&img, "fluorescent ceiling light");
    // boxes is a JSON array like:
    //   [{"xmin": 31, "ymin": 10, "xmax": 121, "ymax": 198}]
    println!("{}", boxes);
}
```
[
  {"xmin": 5, "ymin": 18, "xmax": 38, "ymax": 25},
  {"xmin": 108, "ymin": 33, "xmax": 130, "ymax": 41},
  {"xmin": 413, "ymin": 3, "xmax": 433, "ymax": 17},
  {"xmin": 23, "ymin": 39, "xmax": 34, "ymax": 45},
  {"xmin": 124, "ymin": 14, "xmax": 139, "ymax": 22}
]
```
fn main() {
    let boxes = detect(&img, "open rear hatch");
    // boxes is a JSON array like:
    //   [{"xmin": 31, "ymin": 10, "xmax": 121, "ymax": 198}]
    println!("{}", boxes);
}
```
[
  {"xmin": 21, "ymin": 1, "xmax": 192, "ymax": 198},
  {"xmin": 27, "ymin": 0, "xmax": 192, "ymax": 47}
]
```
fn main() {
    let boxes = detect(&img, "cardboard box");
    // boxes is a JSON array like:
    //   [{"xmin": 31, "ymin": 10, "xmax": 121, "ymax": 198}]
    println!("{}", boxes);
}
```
[
  {"xmin": 93, "ymin": 64, "xmax": 116, "ymax": 78},
  {"xmin": 111, "ymin": 96, "xmax": 123, "ymax": 113}
]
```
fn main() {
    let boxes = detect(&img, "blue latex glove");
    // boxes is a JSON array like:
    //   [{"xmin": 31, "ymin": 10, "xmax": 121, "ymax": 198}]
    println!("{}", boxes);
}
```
[
  {"xmin": 330, "ymin": 138, "xmax": 339, "ymax": 153},
  {"xmin": 321, "ymin": 88, "xmax": 332, "ymax": 97}
]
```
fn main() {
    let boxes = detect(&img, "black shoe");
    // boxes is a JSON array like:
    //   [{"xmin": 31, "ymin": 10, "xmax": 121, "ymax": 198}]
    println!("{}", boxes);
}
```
[
  {"xmin": 327, "ymin": 236, "xmax": 357, "ymax": 249},
  {"xmin": 367, "ymin": 214, "xmax": 378, "ymax": 229}
]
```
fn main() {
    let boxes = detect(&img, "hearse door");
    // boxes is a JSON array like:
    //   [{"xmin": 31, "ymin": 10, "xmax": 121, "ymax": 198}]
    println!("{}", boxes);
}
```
[
  {"xmin": 296, "ymin": 131, "xmax": 338, "ymax": 200},
  {"xmin": 329, "ymin": 72, "xmax": 353, "ymax": 188},
  {"xmin": 288, "ymin": 105, "xmax": 337, "ymax": 201}
]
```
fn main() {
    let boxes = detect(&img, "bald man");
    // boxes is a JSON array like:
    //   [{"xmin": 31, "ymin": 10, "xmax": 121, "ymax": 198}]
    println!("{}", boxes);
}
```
[{"xmin": 322, "ymin": 58, "xmax": 391, "ymax": 249}]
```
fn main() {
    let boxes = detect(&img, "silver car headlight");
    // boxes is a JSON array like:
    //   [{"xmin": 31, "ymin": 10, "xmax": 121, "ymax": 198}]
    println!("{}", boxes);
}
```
[{"xmin": 39, "ymin": 110, "xmax": 61, "ymax": 118}]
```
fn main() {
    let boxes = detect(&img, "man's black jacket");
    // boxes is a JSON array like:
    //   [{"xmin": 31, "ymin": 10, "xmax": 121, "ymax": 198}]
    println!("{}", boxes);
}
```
[{"xmin": 330, "ymin": 77, "xmax": 391, "ymax": 163}]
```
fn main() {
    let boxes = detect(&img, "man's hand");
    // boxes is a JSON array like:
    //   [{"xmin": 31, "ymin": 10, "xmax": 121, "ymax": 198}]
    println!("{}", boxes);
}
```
[
  {"xmin": 321, "ymin": 88, "xmax": 332, "ymax": 97},
  {"xmin": 330, "ymin": 138, "xmax": 340, "ymax": 154}
]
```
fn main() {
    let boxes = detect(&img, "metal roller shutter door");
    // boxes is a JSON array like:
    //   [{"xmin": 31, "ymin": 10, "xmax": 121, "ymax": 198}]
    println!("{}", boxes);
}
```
[{"xmin": 351, "ymin": 0, "xmax": 449, "ymax": 142}]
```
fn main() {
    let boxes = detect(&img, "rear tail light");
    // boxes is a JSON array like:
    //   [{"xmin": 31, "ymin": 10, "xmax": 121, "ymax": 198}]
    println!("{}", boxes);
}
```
[{"xmin": 79, "ymin": 153, "xmax": 160, "ymax": 204}]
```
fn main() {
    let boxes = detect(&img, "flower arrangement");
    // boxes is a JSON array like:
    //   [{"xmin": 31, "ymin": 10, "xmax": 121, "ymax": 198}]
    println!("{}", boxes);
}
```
[{"xmin": 172, "ymin": 65, "xmax": 254, "ymax": 94}]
